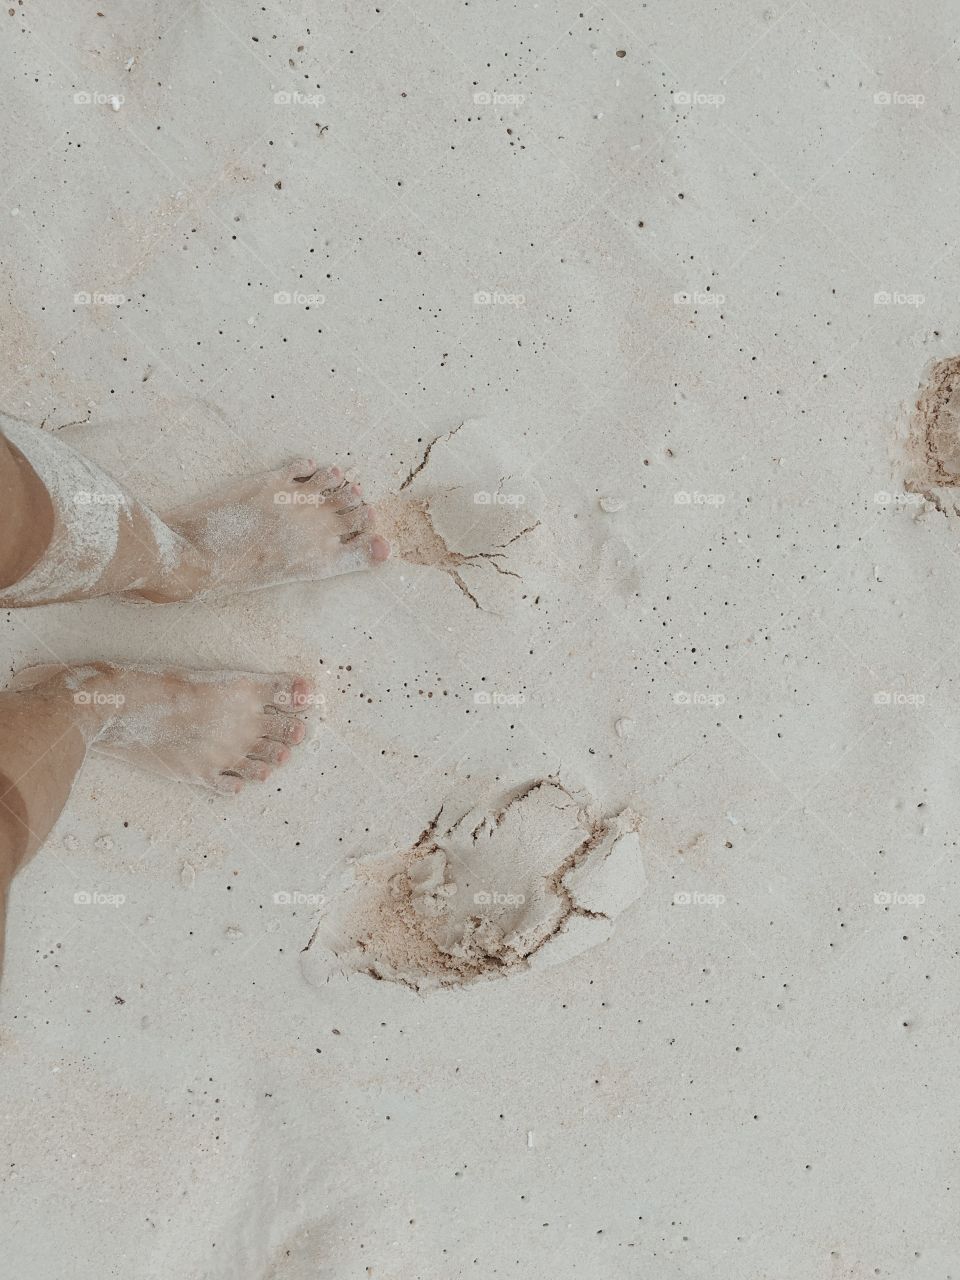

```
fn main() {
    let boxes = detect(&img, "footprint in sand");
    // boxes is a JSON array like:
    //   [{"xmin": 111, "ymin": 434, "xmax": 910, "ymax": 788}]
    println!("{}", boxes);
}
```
[
  {"xmin": 379, "ymin": 418, "xmax": 544, "ymax": 610},
  {"xmin": 904, "ymin": 354, "xmax": 960, "ymax": 492},
  {"xmin": 299, "ymin": 779, "xmax": 645, "ymax": 992}
]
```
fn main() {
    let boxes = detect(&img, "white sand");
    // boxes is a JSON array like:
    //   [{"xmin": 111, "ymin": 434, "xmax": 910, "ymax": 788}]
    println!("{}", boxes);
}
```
[{"xmin": 1, "ymin": 4, "xmax": 958, "ymax": 1277}]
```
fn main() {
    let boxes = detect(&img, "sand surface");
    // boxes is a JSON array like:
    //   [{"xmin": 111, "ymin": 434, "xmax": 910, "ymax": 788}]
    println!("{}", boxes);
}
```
[{"xmin": 2, "ymin": 3, "xmax": 959, "ymax": 1277}]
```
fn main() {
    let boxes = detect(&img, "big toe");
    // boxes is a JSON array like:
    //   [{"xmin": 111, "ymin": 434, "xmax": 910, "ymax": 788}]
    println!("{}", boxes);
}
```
[
  {"xmin": 369, "ymin": 533, "xmax": 391, "ymax": 562},
  {"xmin": 260, "ymin": 674, "xmax": 316, "ymax": 712}
]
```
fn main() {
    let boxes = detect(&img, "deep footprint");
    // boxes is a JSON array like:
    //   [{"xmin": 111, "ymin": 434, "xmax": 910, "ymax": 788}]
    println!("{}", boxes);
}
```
[
  {"xmin": 905, "ymin": 354, "xmax": 960, "ymax": 488},
  {"xmin": 300, "ymin": 779, "xmax": 644, "ymax": 992}
]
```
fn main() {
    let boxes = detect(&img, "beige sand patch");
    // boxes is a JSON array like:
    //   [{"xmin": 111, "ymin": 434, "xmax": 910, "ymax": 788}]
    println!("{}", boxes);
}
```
[
  {"xmin": 300, "ymin": 779, "xmax": 644, "ymax": 992},
  {"xmin": 904, "ymin": 354, "xmax": 960, "ymax": 490}
]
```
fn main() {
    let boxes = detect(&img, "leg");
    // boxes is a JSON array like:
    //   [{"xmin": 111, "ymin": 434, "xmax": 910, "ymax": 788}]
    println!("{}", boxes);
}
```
[
  {"xmin": 0, "ymin": 691, "xmax": 87, "ymax": 973},
  {"xmin": 0, "ymin": 428, "xmax": 201, "ymax": 604},
  {"xmin": 0, "ymin": 663, "xmax": 316, "ymax": 978},
  {"xmin": 0, "ymin": 418, "xmax": 390, "ymax": 607},
  {"xmin": 0, "ymin": 431, "xmax": 57, "ymax": 589}
]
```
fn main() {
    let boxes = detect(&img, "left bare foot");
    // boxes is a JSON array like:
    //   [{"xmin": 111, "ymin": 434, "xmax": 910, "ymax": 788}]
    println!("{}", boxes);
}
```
[{"xmin": 131, "ymin": 459, "xmax": 391, "ymax": 602}]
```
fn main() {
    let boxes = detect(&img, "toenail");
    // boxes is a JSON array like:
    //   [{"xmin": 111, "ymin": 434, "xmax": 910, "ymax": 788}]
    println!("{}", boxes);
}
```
[{"xmin": 290, "ymin": 679, "xmax": 316, "ymax": 709}]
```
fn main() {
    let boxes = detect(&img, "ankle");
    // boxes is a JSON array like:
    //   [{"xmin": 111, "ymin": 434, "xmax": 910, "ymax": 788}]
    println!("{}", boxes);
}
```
[
  {"xmin": 130, "ymin": 533, "xmax": 210, "ymax": 603},
  {"xmin": 5, "ymin": 668, "xmax": 118, "ymax": 741}
]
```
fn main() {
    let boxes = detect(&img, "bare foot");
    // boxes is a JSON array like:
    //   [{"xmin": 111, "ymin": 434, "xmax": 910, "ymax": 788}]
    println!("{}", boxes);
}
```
[
  {"xmin": 133, "ymin": 460, "xmax": 391, "ymax": 602},
  {"xmin": 9, "ymin": 663, "xmax": 317, "ymax": 793}
]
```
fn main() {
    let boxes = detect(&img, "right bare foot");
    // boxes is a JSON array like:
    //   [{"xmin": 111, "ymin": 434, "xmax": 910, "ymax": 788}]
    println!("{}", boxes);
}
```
[
  {"xmin": 9, "ymin": 663, "xmax": 317, "ymax": 793},
  {"xmin": 132, "ymin": 459, "xmax": 391, "ymax": 603}
]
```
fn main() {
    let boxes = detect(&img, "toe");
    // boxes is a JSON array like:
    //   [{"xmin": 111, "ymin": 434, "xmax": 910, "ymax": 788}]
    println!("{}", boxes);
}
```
[
  {"xmin": 288, "ymin": 458, "xmax": 318, "ymax": 480},
  {"xmin": 226, "ymin": 759, "xmax": 272, "ymax": 782},
  {"xmin": 214, "ymin": 775, "xmax": 245, "ymax": 795},
  {"xmin": 267, "ymin": 675, "xmax": 316, "ymax": 712},
  {"xmin": 331, "ymin": 530, "xmax": 392, "ymax": 575},
  {"xmin": 303, "ymin": 465, "xmax": 344, "ymax": 496},
  {"xmin": 259, "ymin": 712, "xmax": 307, "ymax": 745},
  {"xmin": 289, "ymin": 676, "xmax": 316, "ymax": 711},
  {"xmin": 369, "ymin": 533, "xmax": 391, "ymax": 563},
  {"xmin": 247, "ymin": 738, "xmax": 291, "ymax": 765},
  {"xmin": 339, "ymin": 503, "xmax": 374, "ymax": 542},
  {"xmin": 335, "ymin": 494, "xmax": 365, "ymax": 517}
]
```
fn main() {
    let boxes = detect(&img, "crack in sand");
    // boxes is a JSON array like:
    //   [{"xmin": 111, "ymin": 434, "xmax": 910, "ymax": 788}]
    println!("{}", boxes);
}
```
[
  {"xmin": 413, "ymin": 804, "xmax": 445, "ymax": 850},
  {"xmin": 381, "ymin": 494, "xmax": 535, "ymax": 610},
  {"xmin": 548, "ymin": 824, "xmax": 613, "ymax": 926},
  {"xmin": 906, "ymin": 484, "xmax": 959, "ymax": 517},
  {"xmin": 399, "ymin": 422, "xmax": 464, "ymax": 491},
  {"xmin": 48, "ymin": 409, "xmax": 93, "ymax": 432},
  {"xmin": 497, "ymin": 520, "xmax": 541, "ymax": 548}
]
